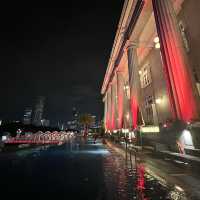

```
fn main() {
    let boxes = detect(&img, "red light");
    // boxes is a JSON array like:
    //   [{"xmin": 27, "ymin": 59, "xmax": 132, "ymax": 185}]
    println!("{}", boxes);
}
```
[
  {"xmin": 130, "ymin": 96, "xmax": 138, "ymax": 129},
  {"xmin": 136, "ymin": 164, "xmax": 145, "ymax": 190},
  {"xmin": 163, "ymin": 124, "xmax": 167, "ymax": 128},
  {"xmin": 152, "ymin": 0, "xmax": 198, "ymax": 122}
]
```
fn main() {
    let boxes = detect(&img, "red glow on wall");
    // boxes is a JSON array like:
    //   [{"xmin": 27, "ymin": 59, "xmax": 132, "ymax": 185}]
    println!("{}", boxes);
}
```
[
  {"xmin": 117, "ymin": 72, "xmax": 124, "ymax": 130},
  {"xmin": 153, "ymin": 0, "xmax": 198, "ymax": 122},
  {"xmin": 111, "ymin": 103, "xmax": 115, "ymax": 131},
  {"xmin": 163, "ymin": 32, "xmax": 197, "ymax": 121},
  {"xmin": 130, "ymin": 96, "xmax": 138, "ymax": 129},
  {"xmin": 106, "ymin": 110, "xmax": 111, "ymax": 131},
  {"xmin": 118, "ymin": 94, "xmax": 124, "ymax": 129}
]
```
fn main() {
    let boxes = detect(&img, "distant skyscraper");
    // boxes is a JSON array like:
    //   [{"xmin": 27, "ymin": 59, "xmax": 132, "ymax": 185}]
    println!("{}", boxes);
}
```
[
  {"xmin": 32, "ymin": 96, "xmax": 45, "ymax": 126},
  {"xmin": 41, "ymin": 119, "xmax": 50, "ymax": 127},
  {"xmin": 72, "ymin": 107, "xmax": 79, "ymax": 119},
  {"xmin": 91, "ymin": 115, "xmax": 96, "ymax": 128},
  {"xmin": 66, "ymin": 107, "xmax": 80, "ymax": 130},
  {"xmin": 23, "ymin": 108, "xmax": 32, "ymax": 125}
]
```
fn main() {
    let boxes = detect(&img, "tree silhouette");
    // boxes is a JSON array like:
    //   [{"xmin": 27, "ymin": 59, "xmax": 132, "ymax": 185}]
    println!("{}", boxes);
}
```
[{"xmin": 79, "ymin": 114, "xmax": 94, "ymax": 137}]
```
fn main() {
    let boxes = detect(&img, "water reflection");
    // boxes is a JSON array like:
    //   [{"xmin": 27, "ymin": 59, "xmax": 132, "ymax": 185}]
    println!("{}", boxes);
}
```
[
  {"xmin": 102, "ymin": 144, "xmax": 187, "ymax": 200},
  {"xmin": 0, "ymin": 138, "xmax": 187, "ymax": 200}
]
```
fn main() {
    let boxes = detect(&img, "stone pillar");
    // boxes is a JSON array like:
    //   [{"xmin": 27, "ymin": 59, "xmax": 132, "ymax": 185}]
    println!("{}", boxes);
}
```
[
  {"xmin": 116, "ymin": 72, "xmax": 125, "ymax": 129},
  {"xmin": 152, "ymin": 0, "xmax": 199, "ymax": 122},
  {"xmin": 123, "ymin": 80, "xmax": 132, "ymax": 130},
  {"xmin": 127, "ymin": 45, "xmax": 140, "ymax": 129},
  {"xmin": 114, "ymin": 76, "xmax": 119, "ymax": 130},
  {"xmin": 106, "ymin": 86, "xmax": 112, "ymax": 131},
  {"xmin": 111, "ymin": 82, "xmax": 116, "ymax": 131},
  {"xmin": 103, "ymin": 94, "xmax": 108, "ymax": 131},
  {"xmin": 111, "ymin": 78, "xmax": 118, "ymax": 131}
]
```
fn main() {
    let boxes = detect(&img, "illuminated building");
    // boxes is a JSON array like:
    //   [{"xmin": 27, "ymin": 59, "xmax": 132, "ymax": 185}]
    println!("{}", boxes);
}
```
[
  {"xmin": 32, "ymin": 96, "xmax": 45, "ymax": 126},
  {"xmin": 101, "ymin": 0, "xmax": 200, "ymax": 146},
  {"xmin": 23, "ymin": 108, "xmax": 32, "ymax": 125},
  {"xmin": 90, "ymin": 115, "xmax": 97, "ymax": 128},
  {"xmin": 41, "ymin": 119, "xmax": 50, "ymax": 127},
  {"xmin": 67, "ymin": 107, "xmax": 80, "ymax": 130}
]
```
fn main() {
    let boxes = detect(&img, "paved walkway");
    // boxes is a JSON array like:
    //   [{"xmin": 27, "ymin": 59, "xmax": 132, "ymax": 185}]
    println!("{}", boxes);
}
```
[
  {"xmin": 158, "ymin": 150, "xmax": 200, "ymax": 163},
  {"xmin": 105, "ymin": 139, "xmax": 200, "ymax": 199}
]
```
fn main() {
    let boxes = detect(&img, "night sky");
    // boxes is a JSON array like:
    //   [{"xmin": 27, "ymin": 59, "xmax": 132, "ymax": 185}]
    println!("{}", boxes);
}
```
[{"xmin": 0, "ymin": 1, "xmax": 124, "ymax": 123}]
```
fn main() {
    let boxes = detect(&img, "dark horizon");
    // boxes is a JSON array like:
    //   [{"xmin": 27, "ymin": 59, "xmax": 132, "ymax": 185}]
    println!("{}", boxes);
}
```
[{"xmin": 0, "ymin": 1, "xmax": 124, "ymax": 123}]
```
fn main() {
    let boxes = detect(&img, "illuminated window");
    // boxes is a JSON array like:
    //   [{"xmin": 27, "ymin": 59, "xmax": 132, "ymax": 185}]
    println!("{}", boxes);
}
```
[
  {"xmin": 196, "ymin": 83, "xmax": 200, "ymax": 97},
  {"xmin": 140, "ymin": 64, "xmax": 151, "ymax": 88},
  {"xmin": 179, "ymin": 21, "xmax": 190, "ymax": 53},
  {"xmin": 193, "ymin": 68, "xmax": 200, "ymax": 96},
  {"xmin": 124, "ymin": 81, "xmax": 130, "ymax": 99},
  {"xmin": 144, "ymin": 95, "xmax": 154, "ymax": 125}
]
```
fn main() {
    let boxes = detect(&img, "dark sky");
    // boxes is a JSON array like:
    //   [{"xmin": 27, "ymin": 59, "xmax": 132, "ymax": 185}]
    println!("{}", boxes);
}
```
[{"xmin": 0, "ymin": 1, "xmax": 124, "ymax": 123}]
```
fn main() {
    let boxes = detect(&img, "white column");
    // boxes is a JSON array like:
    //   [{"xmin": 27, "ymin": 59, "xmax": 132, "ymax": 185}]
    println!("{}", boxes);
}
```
[
  {"xmin": 127, "ymin": 45, "xmax": 140, "ymax": 129},
  {"xmin": 116, "ymin": 72, "xmax": 125, "ymax": 129}
]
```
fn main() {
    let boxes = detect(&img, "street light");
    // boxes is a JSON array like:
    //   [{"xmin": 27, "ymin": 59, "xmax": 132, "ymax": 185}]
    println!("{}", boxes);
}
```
[
  {"xmin": 126, "ymin": 113, "xmax": 129, "ymax": 120},
  {"xmin": 129, "ymin": 37, "xmax": 160, "ymax": 50},
  {"xmin": 154, "ymin": 36, "xmax": 160, "ymax": 49},
  {"xmin": 153, "ymin": 36, "xmax": 159, "ymax": 43},
  {"xmin": 155, "ymin": 98, "xmax": 162, "ymax": 104},
  {"xmin": 124, "ymin": 85, "xmax": 129, "ymax": 91}
]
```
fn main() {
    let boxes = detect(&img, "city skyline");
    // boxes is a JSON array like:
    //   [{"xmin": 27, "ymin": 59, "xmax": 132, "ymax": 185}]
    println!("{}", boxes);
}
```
[{"xmin": 0, "ymin": 1, "xmax": 124, "ymax": 121}]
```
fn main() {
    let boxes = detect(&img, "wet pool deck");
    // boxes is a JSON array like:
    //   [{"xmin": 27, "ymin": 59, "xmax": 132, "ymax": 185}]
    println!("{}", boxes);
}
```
[
  {"xmin": 0, "ymin": 137, "xmax": 198, "ymax": 200},
  {"xmin": 105, "ymin": 139, "xmax": 200, "ymax": 199}
]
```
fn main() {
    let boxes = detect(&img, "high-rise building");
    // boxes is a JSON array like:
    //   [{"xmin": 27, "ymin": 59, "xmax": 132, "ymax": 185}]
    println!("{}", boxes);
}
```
[
  {"xmin": 72, "ymin": 107, "xmax": 79, "ymax": 119},
  {"xmin": 23, "ymin": 108, "xmax": 32, "ymax": 125},
  {"xmin": 41, "ymin": 119, "xmax": 50, "ymax": 127},
  {"xmin": 91, "ymin": 115, "xmax": 96, "ymax": 128},
  {"xmin": 72, "ymin": 107, "xmax": 79, "ymax": 129},
  {"xmin": 32, "ymin": 96, "xmax": 45, "ymax": 126},
  {"xmin": 66, "ymin": 108, "xmax": 80, "ymax": 130}
]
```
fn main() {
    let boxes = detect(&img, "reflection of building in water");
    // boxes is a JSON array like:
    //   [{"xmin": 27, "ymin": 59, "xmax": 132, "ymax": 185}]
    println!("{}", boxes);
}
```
[
  {"xmin": 23, "ymin": 108, "xmax": 32, "ymax": 125},
  {"xmin": 32, "ymin": 96, "xmax": 45, "ymax": 126}
]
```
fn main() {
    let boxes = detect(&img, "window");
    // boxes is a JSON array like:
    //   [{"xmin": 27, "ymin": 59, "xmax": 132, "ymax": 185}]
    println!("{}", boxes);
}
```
[
  {"xmin": 140, "ymin": 64, "xmax": 151, "ymax": 88},
  {"xmin": 144, "ymin": 95, "xmax": 154, "ymax": 125},
  {"xmin": 179, "ymin": 20, "xmax": 190, "ymax": 53},
  {"xmin": 193, "ymin": 68, "xmax": 200, "ymax": 96}
]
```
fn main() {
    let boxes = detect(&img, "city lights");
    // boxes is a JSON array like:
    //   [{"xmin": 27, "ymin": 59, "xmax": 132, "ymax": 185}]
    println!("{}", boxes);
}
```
[{"xmin": 2, "ymin": 136, "xmax": 7, "ymax": 141}]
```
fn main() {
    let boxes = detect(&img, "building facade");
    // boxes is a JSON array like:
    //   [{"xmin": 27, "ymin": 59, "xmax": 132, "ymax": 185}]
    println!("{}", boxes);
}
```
[{"xmin": 101, "ymin": 0, "xmax": 200, "ymax": 149}]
